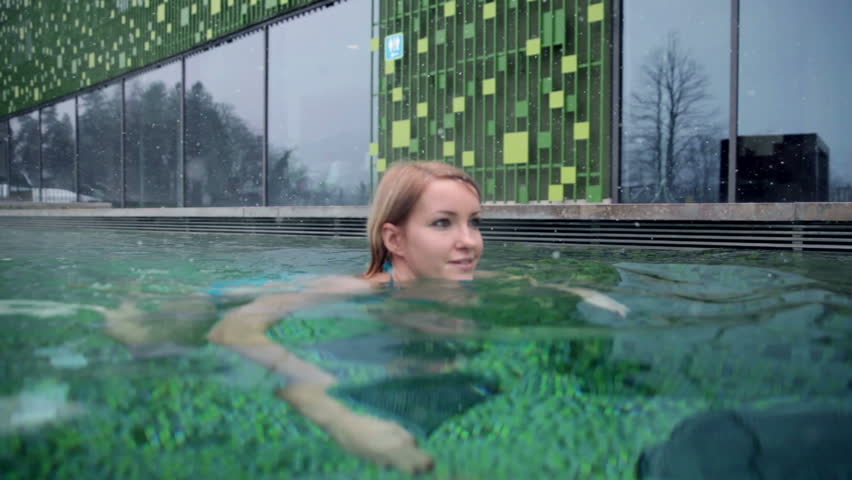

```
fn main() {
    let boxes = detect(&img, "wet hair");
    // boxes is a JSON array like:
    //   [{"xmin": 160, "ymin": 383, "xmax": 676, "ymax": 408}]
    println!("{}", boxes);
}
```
[{"xmin": 363, "ymin": 161, "xmax": 481, "ymax": 278}]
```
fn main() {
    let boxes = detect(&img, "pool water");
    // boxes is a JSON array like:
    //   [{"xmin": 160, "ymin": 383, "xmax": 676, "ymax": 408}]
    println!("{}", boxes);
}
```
[{"xmin": 0, "ymin": 227, "xmax": 850, "ymax": 479}]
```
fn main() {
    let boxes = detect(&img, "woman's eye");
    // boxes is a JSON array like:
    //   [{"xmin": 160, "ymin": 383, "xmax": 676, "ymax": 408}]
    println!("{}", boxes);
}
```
[
  {"xmin": 470, "ymin": 218, "xmax": 481, "ymax": 229},
  {"xmin": 432, "ymin": 218, "xmax": 451, "ymax": 228}
]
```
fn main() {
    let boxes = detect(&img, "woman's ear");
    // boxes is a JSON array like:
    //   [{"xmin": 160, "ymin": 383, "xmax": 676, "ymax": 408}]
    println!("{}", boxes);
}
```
[{"xmin": 381, "ymin": 222, "xmax": 404, "ymax": 257}]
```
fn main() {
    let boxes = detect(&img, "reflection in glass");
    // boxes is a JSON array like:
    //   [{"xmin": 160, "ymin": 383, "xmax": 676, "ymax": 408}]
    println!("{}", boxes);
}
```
[
  {"xmin": 10, "ymin": 112, "xmax": 40, "ymax": 201},
  {"xmin": 41, "ymin": 100, "xmax": 76, "ymax": 203},
  {"xmin": 126, "ymin": 63, "xmax": 181, "ymax": 207},
  {"xmin": 739, "ymin": 0, "xmax": 852, "ymax": 202},
  {"xmin": 268, "ymin": 0, "xmax": 371, "ymax": 206},
  {"xmin": 79, "ymin": 85, "xmax": 123, "ymax": 205},
  {"xmin": 620, "ymin": 1, "xmax": 730, "ymax": 203},
  {"xmin": 185, "ymin": 32, "xmax": 263, "ymax": 207},
  {"xmin": 0, "ymin": 121, "xmax": 8, "ymax": 199}
]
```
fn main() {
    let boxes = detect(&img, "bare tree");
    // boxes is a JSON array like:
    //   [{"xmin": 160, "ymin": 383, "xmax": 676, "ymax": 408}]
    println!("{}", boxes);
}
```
[{"xmin": 625, "ymin": 33, "xmax": 717, "ymax": 202}]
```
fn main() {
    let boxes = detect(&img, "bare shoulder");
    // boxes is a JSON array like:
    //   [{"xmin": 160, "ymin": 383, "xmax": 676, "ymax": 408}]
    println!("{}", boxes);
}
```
[
  {"xmin": 474, "ymin": 270, "xmax": 501, "ymax": 279},
  {"xmin": 300, "ymin": 274, "xmax": 386, "ymax": 296}
]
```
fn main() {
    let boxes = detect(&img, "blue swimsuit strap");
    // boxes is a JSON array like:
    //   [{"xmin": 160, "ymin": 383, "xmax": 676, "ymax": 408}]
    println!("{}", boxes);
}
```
[{"xmin": 383, "ymin": 260, "xmax": 394, "ymax": 287}]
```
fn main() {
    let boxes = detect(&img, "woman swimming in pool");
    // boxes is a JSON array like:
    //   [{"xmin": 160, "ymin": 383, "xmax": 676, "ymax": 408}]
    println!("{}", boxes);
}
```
[
  {"xmin": 106, "ymin": 160, "xmax": 627, "ymax": 473},
  {"xmin": 205, "ymin": 161, "xmax": 484, "ymax": 473}
]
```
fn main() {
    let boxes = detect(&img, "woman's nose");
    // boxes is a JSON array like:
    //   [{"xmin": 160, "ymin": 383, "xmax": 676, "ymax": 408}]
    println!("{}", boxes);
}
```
[{"xmin": 456, "ymin": 224, "xmax": 479, "ymax": 247}]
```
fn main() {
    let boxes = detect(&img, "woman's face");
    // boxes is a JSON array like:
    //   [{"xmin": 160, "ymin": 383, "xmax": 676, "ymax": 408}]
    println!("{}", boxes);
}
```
[{"xmin": 387, "ymin": 178, "xmax": 483, "ymax": 282}]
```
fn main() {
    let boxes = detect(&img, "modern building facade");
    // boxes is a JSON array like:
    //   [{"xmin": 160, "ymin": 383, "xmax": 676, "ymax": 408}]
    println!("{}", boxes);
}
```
[{"xmin": 1, "ymin": 0, "xmax": 850, "ymax": 208}]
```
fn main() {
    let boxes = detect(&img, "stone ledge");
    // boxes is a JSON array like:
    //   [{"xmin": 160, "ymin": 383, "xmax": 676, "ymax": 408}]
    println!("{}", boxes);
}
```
[{"xmin": 0, "ymin": 203, "xmax": 848, "ymax": 222}]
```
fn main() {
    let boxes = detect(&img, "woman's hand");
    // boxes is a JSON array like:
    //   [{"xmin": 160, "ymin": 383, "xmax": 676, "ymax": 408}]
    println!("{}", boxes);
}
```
[
  {"xmin": 279, "ymin": 383, "xmax": 433, "ymax": 474},
  {"xmin": 328, "ymin": 410, "xmax": 434, "ymax": 474}
]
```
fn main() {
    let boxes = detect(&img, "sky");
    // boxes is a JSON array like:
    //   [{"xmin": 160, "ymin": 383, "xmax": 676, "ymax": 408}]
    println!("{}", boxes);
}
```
[{"xmin": 623, "ymin": 0, "xmax": 851, "ymax": 185}]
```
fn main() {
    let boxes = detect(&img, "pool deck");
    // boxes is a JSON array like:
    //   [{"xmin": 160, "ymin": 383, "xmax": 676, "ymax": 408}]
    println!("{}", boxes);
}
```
[{"xmin": 0, "ymin": 202, "xmax": 850, "ymax": 221}]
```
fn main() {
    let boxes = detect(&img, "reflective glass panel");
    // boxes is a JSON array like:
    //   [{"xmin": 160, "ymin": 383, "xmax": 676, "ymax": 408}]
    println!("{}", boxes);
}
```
[
  {"xmin": 268, "ymin": 0, "xmax": 372, "ymax": 206},
  {"xmin": 79, "ymin": 85, "xmax": 123, "ymax": 205},
  {"xmin": 41, "ymin": 99, "xmax": 76, "ymax": 203},
  {"xmin": 738, "ymin": 0, "xmax": 852, "ymax": 202},
  {"xmin": 126, "ymin": 63, "xmax": 182, "ymax": 207},
  {"xmin": 185, "ymin": 32, "xmax": 263, "ymax": 207},
  {"xmin": 0, "ymin": 120, "xmax": 8, "ymax": 199},
  {"xmin": 10, "ymin": 112, "xmax": 40, "ymax": 201},
  {"xmin": 620, "ymin": 1, "xmax": 731, "ymax": 203}
]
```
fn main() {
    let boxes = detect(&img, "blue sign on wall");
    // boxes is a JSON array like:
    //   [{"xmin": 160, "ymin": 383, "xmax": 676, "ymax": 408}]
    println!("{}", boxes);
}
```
[{"xmin": 384, "ymin": 33, "xmax": 404, "ymax": 61}]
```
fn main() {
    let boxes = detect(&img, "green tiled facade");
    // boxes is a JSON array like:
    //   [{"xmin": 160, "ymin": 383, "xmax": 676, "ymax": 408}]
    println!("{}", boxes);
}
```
[
  {"xmin": 374, "ymin": 0, "xmax": 611, "ymax": 202},
  {"xmin": 1, "ymin": 0, "xmax": 613, "ymax": 203},
  {"xmin": 0, "ymin": 0, "xmax": 314, "ymax": 116}
]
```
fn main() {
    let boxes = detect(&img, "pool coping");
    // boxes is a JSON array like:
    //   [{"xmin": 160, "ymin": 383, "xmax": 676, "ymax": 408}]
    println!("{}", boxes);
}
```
[{"xmin": 0, "ymin": 202, "xmax": 850, "ymax": 221}]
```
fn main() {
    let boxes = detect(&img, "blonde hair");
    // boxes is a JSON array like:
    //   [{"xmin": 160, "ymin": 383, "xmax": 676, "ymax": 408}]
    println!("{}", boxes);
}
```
[{"xmin": 363, "ymin": 161, "xmax": 481, "ymax": 278}]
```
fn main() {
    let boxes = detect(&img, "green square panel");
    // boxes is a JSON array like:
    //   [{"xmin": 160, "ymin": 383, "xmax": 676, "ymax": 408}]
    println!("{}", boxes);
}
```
[
  {"xmin": 565, "ymin": 94, "xmax": 576, "ymax": 112},
  {"xmin": 586, "ymin": 184, "xmax": 602, "ymax": 202},
  {"xmin": 538, "ymin": 131, "xmax": 551, "ymax": 149},
  {"xmin": 429, "ymin": 120, "xmax": 437, "ymax": 135},
  {"xmin": 444, "ymin": 113, "xmax": 455, "ymax": 128},
  {"xmin": 517, "ymin": 184, "xmax": 528, "ymax": 203},
  {"xmin": 542, "ymin": 11, "xmax": 553, "ymax": 46},
  {"xmin": 466, "ymin": 81, "xmax": 474, "ymax": 96},
  {"xmin": 463, "ymin": 23, "xmax": 475, "ymax": 39},
  {"xmin": 436, "ymin": 29, "xmax": 446, "ymax": 45},
  {"xmin": 497, "ymin": 54, "xmax": 506, "ymax": 72},
  {"xmin": 515, "ymin": 101, "xmax": 528, "ymax": 117},
  {"xmin": 486, "ymin": 120, "xmax": 496, "ymax": 136},
  {"xmin": 503, "ymin": 131, "xmax": 528, "ymax": 164},
  {"xmin": 409, "ymin": 138, "xmax": 419, "ymax": 152},
  {"xmin": 486, "ymin": 178, "xmax": 496, "ymax": 195},
  {"xmin": 542, "ymin": 77, "xmax": 551, "ymax": 94},
  {"xmin": 438, "ymin": 73, "xmax": 446, "ymax": 89}
]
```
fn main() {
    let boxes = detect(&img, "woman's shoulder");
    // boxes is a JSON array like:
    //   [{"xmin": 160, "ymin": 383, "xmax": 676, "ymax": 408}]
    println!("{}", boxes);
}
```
[{"xmin": 301, "ymin": 273, "xmax": 390, "ymax": 295}]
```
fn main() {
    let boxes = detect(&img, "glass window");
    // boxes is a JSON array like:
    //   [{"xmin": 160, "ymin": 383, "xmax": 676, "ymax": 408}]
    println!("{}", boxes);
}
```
[
  {"xmin": 10, "ymin": 112, "xmax": 41, "ymax": 202},
  {"xmin": 738, "ymin": 0, "xmax": 852, "ymax": 202},
  {"xmin": 41, "ymin": 99, "xmax": 77, "ymax": 203},
  {"xmin": 620, "ymin": 1, "xmax": 731, "ymax": 203},
  {"xmin": 0, "ymin": 120, "xmax": 8, "ymax": 199},
  {"xmin": 185, "ymin": 32, "xmax": 264, "ymax": 207},
  {"xmin": 126, "ymin": 63, "xmax": 182, "ymax": 207},
  {"xmin": 268, "ymin": 0, "xmax": 372, "ymax": 206},
  {"xmin": 78, "ymin": 85, "xmax": 123, "ymax": 205}
]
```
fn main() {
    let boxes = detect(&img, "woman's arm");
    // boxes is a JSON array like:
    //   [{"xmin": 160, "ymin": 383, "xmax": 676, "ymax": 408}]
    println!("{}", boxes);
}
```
[
  {"xmin": 206, "ymin": 290, "xmax": 339, "ymax": 385},
  {"xmin": 206, "ymin": 279, "xmax": 434, "ymax": 474},
  {"xmin": 476, "ymin": 270, "xmax": 629, "ymax": 317}
]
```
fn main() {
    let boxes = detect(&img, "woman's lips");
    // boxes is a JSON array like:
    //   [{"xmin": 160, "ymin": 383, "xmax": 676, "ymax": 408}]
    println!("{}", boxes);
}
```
[{"xmin": 449, "ymin": 258, "xmax": 476, "ymax": 271}]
